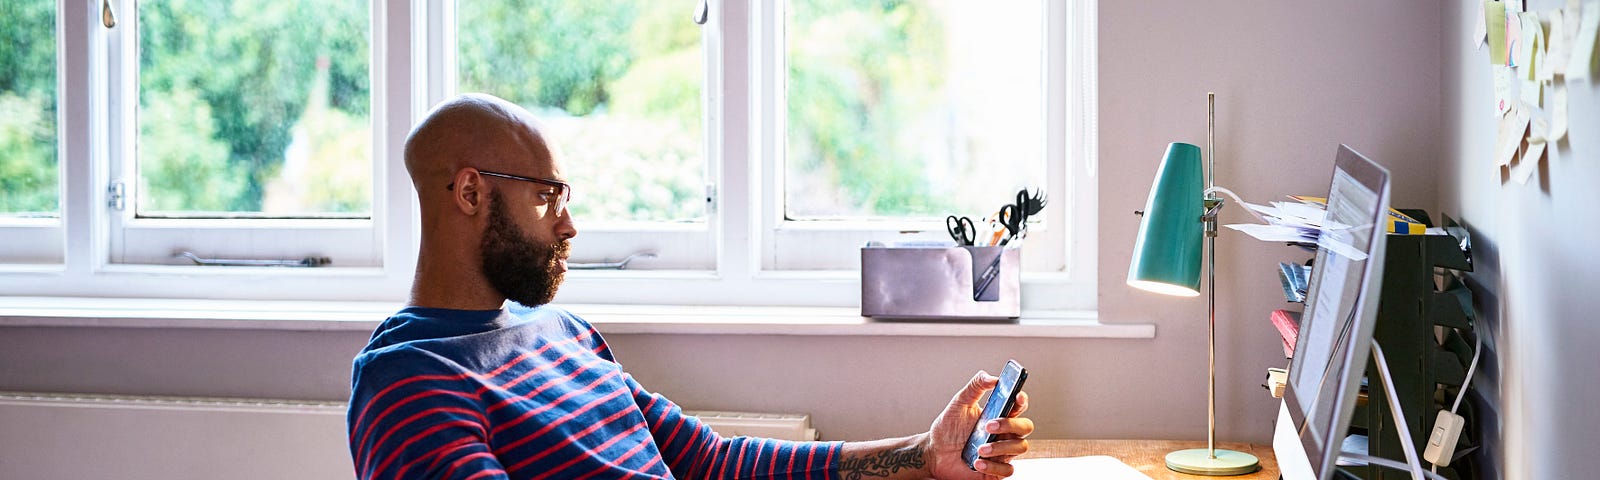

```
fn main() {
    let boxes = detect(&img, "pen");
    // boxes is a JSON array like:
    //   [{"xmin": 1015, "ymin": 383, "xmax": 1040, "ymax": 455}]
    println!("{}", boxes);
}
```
[{"xmin": 972, "ymin": 248, "xmax": 1006, "ymax": 301}]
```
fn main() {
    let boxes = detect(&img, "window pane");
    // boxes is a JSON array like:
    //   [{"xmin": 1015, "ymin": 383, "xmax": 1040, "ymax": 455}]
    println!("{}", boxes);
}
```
[
  {"xmin": 136, "ymin": 0, "xmax": 371, "ymax": 217},
  {"xmin": 785, "ymin": 0, "xmax": 1045, "ymax": 220},
  {"xmin": 0, "ymin": 0, "xmax": 58, "ymax": 217},
  {"xmin": 457, "ymin": 0, "xmax": 706, "ymax": 223}
]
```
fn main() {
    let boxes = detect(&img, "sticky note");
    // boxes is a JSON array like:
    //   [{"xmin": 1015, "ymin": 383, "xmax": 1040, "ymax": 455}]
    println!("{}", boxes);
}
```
[
  {"xmin": 1519, "ymin": 12, "xmax": 1542, "ymax": 74},
  {"xmin": 1550, "ymin": 84, "xmax": 1569, "ymax": 141},
  {"xmin": 1494, "ymin": 65, "xmax": 1515, "ymax": 116},
  {"xmin": 1488, "ymin": 1, "xmax": 1510, "ymax": 65},
  {"xmin": 1508, "ymin": 5, "xmax": 1524, "ymax": 67},
  {"xmin": 1496, "ymin": 104, "xmax": 1530, "ymax": 167},
  {"xmin": 1475, "ymin": 4, "xmax": 1489, "ymax": 49},
  {"xmin": 1569, "ymin": 0, "xmax": 1600, "ymax": 80},
  {"xmin": 1521, "ymin": 78, "xmax": 1542, "ymax": 107},
  {"xmin": 1544, "ymin": 10, "xmax": 1565, "ymax": 80},
  {"xmin": 1515, "ymin": 118, "xmax": 1549, "ymax": 184}
]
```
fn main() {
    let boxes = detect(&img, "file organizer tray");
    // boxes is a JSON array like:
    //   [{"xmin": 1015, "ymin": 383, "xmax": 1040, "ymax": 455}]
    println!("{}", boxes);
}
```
[{"xmin": 860, "ymin": 245, "xmax": 1021, "ymax": 319}]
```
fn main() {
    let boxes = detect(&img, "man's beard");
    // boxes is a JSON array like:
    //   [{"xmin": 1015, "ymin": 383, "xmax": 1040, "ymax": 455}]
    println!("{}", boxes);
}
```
[{"xmin": 481, "ymin": 191, "xmax": 568, "ymax": 306}]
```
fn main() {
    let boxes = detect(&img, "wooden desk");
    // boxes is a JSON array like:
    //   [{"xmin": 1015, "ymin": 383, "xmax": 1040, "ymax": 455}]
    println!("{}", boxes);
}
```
[{"xmin": 1021, "ymin": 440, "xmax": 1279, "ymax": 480}]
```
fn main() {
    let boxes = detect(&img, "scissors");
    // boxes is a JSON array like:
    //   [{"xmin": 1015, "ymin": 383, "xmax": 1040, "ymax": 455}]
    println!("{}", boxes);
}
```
[
  {"xmin": 996, "ymin": 204, "xmax": 1024, "ymax": 245},
  {"xmin": 946, "ymin": 215, "xmax": 977, "ymax": 246},
  {"xmin": 997, "ymin": 188, "xmax": 1048, "ymax": 245}
]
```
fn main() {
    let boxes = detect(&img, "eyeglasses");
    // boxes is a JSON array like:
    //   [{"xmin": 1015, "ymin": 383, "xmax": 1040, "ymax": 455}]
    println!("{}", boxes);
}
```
[{"xmin": 448, "ymin": 169, "xmax": 571, "ymax": 215}]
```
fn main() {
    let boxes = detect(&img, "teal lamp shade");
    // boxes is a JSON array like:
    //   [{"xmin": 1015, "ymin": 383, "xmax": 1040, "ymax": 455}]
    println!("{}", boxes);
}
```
[{"xmin": 1127, "ymin": 142, "xmax": 1204, "ymax": 297}]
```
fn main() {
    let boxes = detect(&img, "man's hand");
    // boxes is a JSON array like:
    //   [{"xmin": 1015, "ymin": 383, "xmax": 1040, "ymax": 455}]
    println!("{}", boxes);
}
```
[{"xmin": 921, "ymin": 371, "xmax": 1034, "ymax": 478}]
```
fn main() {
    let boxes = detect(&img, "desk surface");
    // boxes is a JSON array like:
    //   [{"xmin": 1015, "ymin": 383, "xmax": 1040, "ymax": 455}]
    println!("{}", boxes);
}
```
[{"xmin": 1022, "ymin": 439, "xmax": 1280, "ymax": 480}]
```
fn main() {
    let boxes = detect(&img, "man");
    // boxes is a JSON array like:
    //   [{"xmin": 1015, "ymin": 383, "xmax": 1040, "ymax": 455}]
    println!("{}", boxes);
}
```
[{"xmin": 348, "ymin": 93, "xmax": 1034, "ymax": 479}]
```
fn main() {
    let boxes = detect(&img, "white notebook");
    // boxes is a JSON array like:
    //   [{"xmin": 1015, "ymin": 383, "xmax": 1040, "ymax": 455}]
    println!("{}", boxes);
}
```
[{"xmin": 1009, "ymin": 455, "xmax": 1154, "ymax": 479}]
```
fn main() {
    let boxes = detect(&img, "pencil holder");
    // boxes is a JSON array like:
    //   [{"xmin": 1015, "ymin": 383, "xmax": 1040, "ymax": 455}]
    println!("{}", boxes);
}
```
[{"xmin": 860, "ymin": 245, "xmax": 1021, "ymax": 319}]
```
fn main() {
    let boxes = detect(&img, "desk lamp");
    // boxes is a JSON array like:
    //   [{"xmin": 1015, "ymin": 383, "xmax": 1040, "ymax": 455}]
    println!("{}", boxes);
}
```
[{"xmin": 1126, "ymin": 93, "xmax": 1260, "ymax": 476}]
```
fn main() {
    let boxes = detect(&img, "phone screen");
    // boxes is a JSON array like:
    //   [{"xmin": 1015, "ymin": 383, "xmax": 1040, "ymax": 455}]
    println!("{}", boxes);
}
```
[{"xmin": 963, "ymin": 359, "xmax": 1028, "ymax": 470}]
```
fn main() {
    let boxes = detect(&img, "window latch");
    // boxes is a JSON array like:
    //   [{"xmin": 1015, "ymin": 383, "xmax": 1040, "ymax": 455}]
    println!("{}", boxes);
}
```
[
  {"xmin": 693, "ymin": 0, "xmax": 710, "ymax": 25},
  {"xmin": 107, "ymin": 181, "xmax": 126, "ymax": 211},
  {"xmin": 176, "ymin": 251, "xmax": 332, "ymax": 267},
  {"xmin": 568, "ymin": 252, "xmax": 656, "ymax": 270},
  {"xmin": 102, "ymin": 0, "xmax": 117, "ymax": 28}
]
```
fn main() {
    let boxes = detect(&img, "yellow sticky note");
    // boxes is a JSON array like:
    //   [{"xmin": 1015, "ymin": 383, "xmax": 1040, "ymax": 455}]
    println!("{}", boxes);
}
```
[{"xmin": 1488, "ymin": 1, "xmax": 1509, "ymax": 65}]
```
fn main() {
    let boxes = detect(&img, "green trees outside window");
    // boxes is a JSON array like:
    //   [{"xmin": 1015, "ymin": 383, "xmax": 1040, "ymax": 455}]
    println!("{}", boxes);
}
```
[{"xmin": 0, "ymin": 0, "xmax": 58, "ymax": 216}]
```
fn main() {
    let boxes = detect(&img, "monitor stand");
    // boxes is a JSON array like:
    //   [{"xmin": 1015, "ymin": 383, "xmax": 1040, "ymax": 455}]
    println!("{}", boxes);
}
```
[{"xmin": 1336, "ymin": 343, "xmax": 1446, "ymax": 480}]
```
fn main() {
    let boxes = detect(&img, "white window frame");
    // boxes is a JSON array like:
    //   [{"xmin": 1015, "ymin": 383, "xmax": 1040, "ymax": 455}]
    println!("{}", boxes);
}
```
[
  {"xmin": 102, "ymin": 0, "xmax": 385, "ymax": 268},
  {"xmin": 0, "ymin": 0, "xmax": 1096, "ymax": 313},
  {"xmin": 0, "ymin": 0, "xmax": 418, "ymax": 300}
]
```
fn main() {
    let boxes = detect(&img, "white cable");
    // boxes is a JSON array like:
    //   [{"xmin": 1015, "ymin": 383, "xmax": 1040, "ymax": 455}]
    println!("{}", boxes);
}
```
[
  {"xmin": 1339, "ymin": 453, "xmax": 1452, "ymax": 480},
  {"xmin": 1203, "ymin": 186, "xmax": 1271, "ymax": 223},
  {"xmin": 1370, "ymin": 343, "xmax": 1430, "ymax": 480},
  {"xmin": 1434, "ymin": 318, "xmax": 1482, "ymax": 475},
  {"xmin": 1452, "ymin": 325, "xmax": 1483, "ymax": 413}
]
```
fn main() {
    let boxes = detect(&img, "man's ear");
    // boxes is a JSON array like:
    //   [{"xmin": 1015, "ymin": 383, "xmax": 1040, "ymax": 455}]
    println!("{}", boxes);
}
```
[{"xmin": 451, "ymin": 168, "xmax": 484, "ymax": 215}]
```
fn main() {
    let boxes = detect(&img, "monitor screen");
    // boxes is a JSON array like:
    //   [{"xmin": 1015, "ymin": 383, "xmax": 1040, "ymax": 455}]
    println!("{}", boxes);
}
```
[{"xmin": 1273, "ymin": 145, "xmax": 1392, "ymax": 480}]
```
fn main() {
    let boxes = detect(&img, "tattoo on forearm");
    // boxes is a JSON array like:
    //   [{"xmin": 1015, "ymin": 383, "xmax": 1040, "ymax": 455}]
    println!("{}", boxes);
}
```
[{"xmin": 839, "ymin": 444, "xmax": 926, "ymax": 479}]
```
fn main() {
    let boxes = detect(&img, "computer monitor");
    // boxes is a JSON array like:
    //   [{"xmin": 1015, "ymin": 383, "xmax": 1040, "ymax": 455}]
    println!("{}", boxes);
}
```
[{"xmin": 1273, "ymin": 145, "xmax": 1392, "ymax": 480}]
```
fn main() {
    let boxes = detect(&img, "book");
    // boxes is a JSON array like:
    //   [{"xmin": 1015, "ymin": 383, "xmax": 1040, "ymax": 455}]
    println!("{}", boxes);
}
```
[
  {"xmin": 1270, "ymin": 309, "xmax": 1302, "ymax": 359},
  {"xmin": 1287, "ymin": 195, "xmax": 1427, "ymax": 234},
  {"xmin": 1278, "ymin": 262, "xmax": 1310, "ymax": 303}
]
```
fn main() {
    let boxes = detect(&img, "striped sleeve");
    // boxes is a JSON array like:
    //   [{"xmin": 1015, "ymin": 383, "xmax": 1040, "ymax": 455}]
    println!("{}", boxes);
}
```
[
  {"xmin": 348, "ymin": 350, "xmax": 507, "ymax": 480},
  {"xmin": 624, "ymin": 373, "xmax": 841, "ymax": 479}
]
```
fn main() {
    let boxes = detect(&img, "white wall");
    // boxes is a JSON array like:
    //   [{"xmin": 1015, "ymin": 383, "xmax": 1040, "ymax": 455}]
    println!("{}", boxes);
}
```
[{"xmin": 1440, "ymin": 2, "xmax": 1600, "ymax": 479}]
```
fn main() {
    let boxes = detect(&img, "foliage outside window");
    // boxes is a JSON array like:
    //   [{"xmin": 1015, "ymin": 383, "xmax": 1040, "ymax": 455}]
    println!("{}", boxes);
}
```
[
  {"xmin": 0, "ymin": 0, "xmax": 58, "ymax": 217},
  {"xmin": 785, "ymin": 0, "xmax": 1045, "ymax": 221},
  {"xmin": 135, "ymin": 0, "xmax": 371, "ymax": 217},
  {"xmin": 457, "ymin": 0, "xmax": 705, "ymax": 223}
]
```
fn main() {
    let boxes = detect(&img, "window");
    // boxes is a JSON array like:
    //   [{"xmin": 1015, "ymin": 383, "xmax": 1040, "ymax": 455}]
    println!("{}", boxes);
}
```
[
  {"xmin": 0, "ymin": 0, "xmax": 1096, "ymax": 312},
  {"xmin": 450, "ymin": 0, "xmax": 715, "ymax": 270},
  {"xmin": 107, "ymin": 0, "xmax": 378, "ymax": 266},
  {"xmin": 0, "ymin": 0, "xmax": 60, "ymax": 264}
]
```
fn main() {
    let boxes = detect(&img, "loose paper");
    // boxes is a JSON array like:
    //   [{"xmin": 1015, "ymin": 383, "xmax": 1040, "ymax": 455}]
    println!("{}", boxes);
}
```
[
  {"xmin": 1569, "ymin": 0, "xmax": 1600, "ymax": 80},
  {"xmin": 1551, "ymin": 83, "xmax": 1570, "ymax": 141},
  {"xmin": 1011, "ymin": 457, "xmax": 1153, "ymax": 480},
  {"xmin": 1494, "ymin": 65, "xmax": 1516, "ymax": 116},
  {"xmin": 1489, "ymin": 1, "xmax": 1510, "ymax": 64}
]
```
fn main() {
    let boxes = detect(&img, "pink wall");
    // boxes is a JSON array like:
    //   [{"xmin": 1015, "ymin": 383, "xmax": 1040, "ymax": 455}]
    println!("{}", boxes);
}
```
[{"xmin": 1096, "ymin": 0, "xmax": 1442, "ymax": 443}]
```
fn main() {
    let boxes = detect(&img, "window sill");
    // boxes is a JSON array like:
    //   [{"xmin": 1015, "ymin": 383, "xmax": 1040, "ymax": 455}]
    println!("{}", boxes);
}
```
[{"xmin": 0, "ymin": 296, "xmax": 1150, "ymax": 339}]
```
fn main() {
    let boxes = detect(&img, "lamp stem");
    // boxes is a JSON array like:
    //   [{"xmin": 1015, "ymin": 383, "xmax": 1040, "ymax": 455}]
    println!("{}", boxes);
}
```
[
  {"xmin": 1205, "ymin": 91, "xmax": 1218, "ymax": 459},
  {"xmin": 1206, "ymin": 213, "xmax": 1217, "ymax": 459},
  {"xmin": 1207, "ymin": 92, "xmax": 1215, "ymax": 190}
]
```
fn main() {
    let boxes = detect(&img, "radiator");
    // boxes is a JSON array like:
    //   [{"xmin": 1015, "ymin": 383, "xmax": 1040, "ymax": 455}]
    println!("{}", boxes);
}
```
[
  {"xmin": 0, "ymin": 392, "xmax": 354, "ymax": 480},
  {"xmin": 0, "ymin": 392, "xmax": 819, "ymax": 479},
  {"xmin": 685, "ymin": 410, "xmax": 820, "ymax": 441}
]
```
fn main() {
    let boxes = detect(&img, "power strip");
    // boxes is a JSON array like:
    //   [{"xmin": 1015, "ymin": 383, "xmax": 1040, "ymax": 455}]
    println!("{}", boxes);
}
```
[
  {"xmin": 1265, "ymin": 368, "xmax": 1288, "ymax": 398},
  {"xmin": 1422, "ymin": 410, "xmax": 1465, "ymax": 467}
]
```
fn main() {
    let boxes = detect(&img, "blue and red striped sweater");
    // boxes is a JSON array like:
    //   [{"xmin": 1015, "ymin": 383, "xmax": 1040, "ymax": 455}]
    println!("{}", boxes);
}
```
[{"xmin": 348, "ymin": 305, "xmax": 842, "ymax": 480}]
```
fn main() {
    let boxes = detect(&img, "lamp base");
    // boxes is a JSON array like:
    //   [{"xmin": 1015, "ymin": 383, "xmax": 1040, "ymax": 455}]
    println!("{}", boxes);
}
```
[{"xmin": 1164, "ymin": 448, "xmax": 1261, "ymax": 476}]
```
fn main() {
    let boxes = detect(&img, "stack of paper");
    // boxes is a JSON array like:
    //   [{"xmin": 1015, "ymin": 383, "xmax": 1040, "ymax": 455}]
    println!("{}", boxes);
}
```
[
  {"xmin": 1008, "ymin": 456, "xmax": 1154, "ymax": 480},
  {"xmin": 1223, "ymin": 197, "xmax": 1329, "ymax": 244}
]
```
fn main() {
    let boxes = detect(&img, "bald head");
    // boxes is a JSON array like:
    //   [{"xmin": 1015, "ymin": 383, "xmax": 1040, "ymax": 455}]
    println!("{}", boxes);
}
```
[
  {"xmin": 404, "ymin": 93, "xmax": 559, "ymax": 199},
  {"xmin": 402, "ymin": 93, "xmax": 578, "ymax": 309}
]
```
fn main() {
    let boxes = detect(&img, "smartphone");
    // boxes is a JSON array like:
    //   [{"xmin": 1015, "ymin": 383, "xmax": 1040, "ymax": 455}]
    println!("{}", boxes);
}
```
[{"xmin": 963, "ymin": 359, "xmax": 1029, "ymax": 470}]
